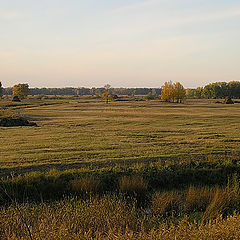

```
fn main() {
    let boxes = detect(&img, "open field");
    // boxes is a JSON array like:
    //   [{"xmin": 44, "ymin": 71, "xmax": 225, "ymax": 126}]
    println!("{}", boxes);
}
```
[
  {"xmin": 1, "ymin": 97, "xmax": 240, "ymax": 239},
  {"xmin": 0, "ymin": 97, "xmax": 240, "ymax": 176}
]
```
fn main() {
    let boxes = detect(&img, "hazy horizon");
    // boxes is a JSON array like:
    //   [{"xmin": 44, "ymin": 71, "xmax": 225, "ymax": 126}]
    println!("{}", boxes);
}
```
[
  {"xmin": 1, "ymin": 0, "xmax": 240, "ymax": 88},
  {"xmin": 2, "ymin": 79, "xmax": 240, "ymax": 89}
]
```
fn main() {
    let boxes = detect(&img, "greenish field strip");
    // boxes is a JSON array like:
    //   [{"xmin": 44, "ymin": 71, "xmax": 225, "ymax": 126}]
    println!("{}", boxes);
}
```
[{"xmin": 0, "ymin": 99, "xmax": 240, "ymax": 174}]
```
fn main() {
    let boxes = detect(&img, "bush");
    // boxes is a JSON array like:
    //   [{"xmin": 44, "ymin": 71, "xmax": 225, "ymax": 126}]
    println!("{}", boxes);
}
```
[
  {"xmin": 144, "ymin": 92, "xmax": 155, "ymax": 100},
  {"xmin": 0, "ymin": 117, "xmax": 37, "ymax": 127},
  {"xmin": 12, "ymin": 95, "xmax": 21, "ymax": 102},
  {"xmin": 71, "ymin": 176, "xmax": 101, "ymax": 195},
  {"xmin": 34, "ymin": 95, "xmax": 48, "ymax": 100},
  {"xmin": 224, "ymin": 96, "xmax": 234, "ymax": 104}
]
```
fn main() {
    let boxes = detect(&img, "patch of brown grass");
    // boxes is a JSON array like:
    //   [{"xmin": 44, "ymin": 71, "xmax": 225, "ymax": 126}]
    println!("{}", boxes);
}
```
[
  {"xmin": 184, "ymin": 186, "xmax": 214, "ymax": 213},
  {"xmin": 119, "ymin": 176, "xmax": 148, "ymax": 196},
  {"xmin": 2, "ymin": 197, "xmax": 240, "ymax": 239},
  {"xmin": 203, "ymin": 175, "xmax": 240, "ymax": 221},
  {"xmin": 203, "ymin": 187, "xmax": 240, "ymax": 222},
  {"xmin": 71, "ymin": 176, "xmax": 101, "ymax": 194},
  {"xmin": 152, "ymin": 191, "xmax": 183, "ymax": 216}
]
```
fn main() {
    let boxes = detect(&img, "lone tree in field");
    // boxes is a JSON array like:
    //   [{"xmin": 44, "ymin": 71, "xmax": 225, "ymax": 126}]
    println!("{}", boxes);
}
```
[
  {"xmin": 0, "ymin": 82, "xmax": 3, "ymax": 99},
  {"xmin": 161, "ymin": 81, "xmax": 186, "ymax": 103},
  {"xmin": 12, "ymin": 83, "xmax": 30, "ymax": 100},
  {"xmin": 101, "ymin": 84, "xmax": 113, "ymax": 104}
]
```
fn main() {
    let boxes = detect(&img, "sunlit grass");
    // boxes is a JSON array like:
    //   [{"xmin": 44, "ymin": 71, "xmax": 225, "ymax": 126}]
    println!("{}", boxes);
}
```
[
  {"xmin": 0, "ymin": 98, "xmax": 239, "ymax": 175},
  {"xmin": 2, "ymin": 194, "xmax": 240, "ymax": 240}
]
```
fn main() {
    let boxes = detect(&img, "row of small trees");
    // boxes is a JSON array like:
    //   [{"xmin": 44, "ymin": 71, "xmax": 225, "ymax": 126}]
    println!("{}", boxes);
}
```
[
  {"xmin": 0, "ymin": 81, "xmax": 186, "ymax": 103},
  {"xmin": 186, "ymin": 81, "xmax": 240, "ymax": 99},
  {"xmin": 3, "ymin": 86, "xmax": 162, "ymax": 96},
  {"xmin": 2, "ymin": 80, "xmax": 240, "ymax": 102},
  {"xmin": 101, "ymin": 82, "xmax": 186, "ymax": 103}
]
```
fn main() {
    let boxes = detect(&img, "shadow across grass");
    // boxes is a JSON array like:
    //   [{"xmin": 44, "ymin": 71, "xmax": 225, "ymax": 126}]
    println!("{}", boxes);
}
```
[{"xmin": 1, "ymin": 163, "xmax": 240, "ymax": 206}]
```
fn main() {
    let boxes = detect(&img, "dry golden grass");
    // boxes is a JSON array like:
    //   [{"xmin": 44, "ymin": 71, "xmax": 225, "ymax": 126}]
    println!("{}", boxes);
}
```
[
  {"xmin": 184, "ymin": 186, "xmax": 214, "ymax": 213},
  {"xmin": 119, "ymin": 176, "xmax": 148, "ymax": 195},
  {"xmin": 0, "ymin": 197, "xmax": 139, "ymax": 240},
  {"xmin": 152, "ymin": 191, "xmax": 183, "ymax": 216},
  {"xmin": 151, "ymin": 182, "xmax": 240, "ymax": 219},
  {"xmin": 2, "ymin": 196, "xmax": 240, "ymax": 240},
  {"xmin": 71, "ymin": 176, "xmax": 101, "ymax": 194},
  {"xmin": 203, "ymin": 188, "xmax": 240, "ymax": 222}
]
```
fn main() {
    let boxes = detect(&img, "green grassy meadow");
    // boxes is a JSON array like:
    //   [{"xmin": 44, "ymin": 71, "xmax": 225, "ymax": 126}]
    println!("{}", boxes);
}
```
[{"xmin": 0, "ymin": 97, "xmax": 240, "ymax": 176}]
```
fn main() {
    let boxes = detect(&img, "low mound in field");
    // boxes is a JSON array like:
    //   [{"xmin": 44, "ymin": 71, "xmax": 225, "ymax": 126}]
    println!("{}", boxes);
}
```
[
  {"xmin": 0, "ymin": 117, "xmax": 37, "ymax": 127},
  {"xmin": 224, "ymin": 97, "xmax": 234, "ymax": 104},
  {"xmin": 12, "ymin": 95, "xmax": 21, "ymax": 102}
]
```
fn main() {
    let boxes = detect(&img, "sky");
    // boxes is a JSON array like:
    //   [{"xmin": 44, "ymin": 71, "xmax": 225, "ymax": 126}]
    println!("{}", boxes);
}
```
[{"xmin": 0, "ymin": 0, "xmax": 240, "ymax": 88}]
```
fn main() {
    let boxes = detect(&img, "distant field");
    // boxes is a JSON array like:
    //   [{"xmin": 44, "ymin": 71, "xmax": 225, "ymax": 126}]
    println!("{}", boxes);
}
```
[{"xmin": 0, "ymin": 98, "xmax": 240, "ymax": 176}]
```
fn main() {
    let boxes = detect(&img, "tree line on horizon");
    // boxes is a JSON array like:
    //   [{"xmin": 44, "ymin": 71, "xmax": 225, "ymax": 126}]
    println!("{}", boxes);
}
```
[
  {"xmin": 0, "ymin": 81, "xmax": 240, "ymax": 100},
  {"xmin": 1, "ymin": 85, "xmax": 162, "ymax": 97},
  {"xmin": 186, "ymin": 81, "xmax": 240, "ymax": 99}
]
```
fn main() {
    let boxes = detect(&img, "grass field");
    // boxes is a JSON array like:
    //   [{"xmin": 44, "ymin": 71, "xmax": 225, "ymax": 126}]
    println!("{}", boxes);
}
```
[
  {"xmin": 1, "ymin": 97, "xmax": 240, "ymax": 239},
  {"xmin": 0, "ymin": 97, "xmax": 240, "ymax": 176}
]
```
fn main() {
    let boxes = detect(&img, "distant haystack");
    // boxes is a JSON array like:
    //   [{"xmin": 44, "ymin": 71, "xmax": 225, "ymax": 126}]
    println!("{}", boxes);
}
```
[
  {"xmin": 224, "ymin": 96, "xmax": 234, "ymax": 104},
  {"xmin": 0, "ymin": 117, "xmax": 37, "ymax": 127},
  {"xmin": 12, "ymin": 96, "xmax": 21, "ymax": 102}
]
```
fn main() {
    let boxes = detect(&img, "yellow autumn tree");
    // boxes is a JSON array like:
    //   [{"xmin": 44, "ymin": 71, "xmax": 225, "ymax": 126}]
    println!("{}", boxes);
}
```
[
  {"xmin": 161, "ymin": 81, "xmax": 175, "ymax": 102},
  {"xmin": 12, "ymin": 83, "xmax": 29, "ymax": 99},
  {"xmin": 101, "ymin": 84, "xmax": 114, "ymax": 104},
  {"xmin": 161, "ymin": 81, "xmax": 185, "ymax": 103},
  {"xmin": 101, "ymin": 89, "xmax": 110, "ymax": 104},
  {"xmin": 173, "ymin": 82, "xmax": 186, "ymax": 103}
]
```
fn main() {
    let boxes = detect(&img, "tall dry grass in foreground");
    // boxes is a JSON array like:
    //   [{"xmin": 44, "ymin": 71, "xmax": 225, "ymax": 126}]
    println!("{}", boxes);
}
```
[{"xmin": 1, "ymin": 194, "xmax": 240, "ymax": 240}]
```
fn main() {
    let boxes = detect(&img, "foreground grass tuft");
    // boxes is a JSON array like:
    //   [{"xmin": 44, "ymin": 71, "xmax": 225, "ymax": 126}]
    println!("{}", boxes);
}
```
[{"xmin": 2, "ymin": 196, "xmax": 240, "ymax": 239}]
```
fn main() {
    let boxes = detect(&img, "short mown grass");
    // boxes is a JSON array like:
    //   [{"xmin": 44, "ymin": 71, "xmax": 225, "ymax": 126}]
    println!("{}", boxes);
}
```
[{"xmin": 0, "ymin": 97, "xmax": 239, "ymax": 176}]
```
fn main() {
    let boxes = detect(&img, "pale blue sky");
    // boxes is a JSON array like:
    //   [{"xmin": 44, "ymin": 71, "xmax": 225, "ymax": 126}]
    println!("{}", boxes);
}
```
[{"xmin": 1, "ymin": 0, "xmax": 240, "ymax": 88}]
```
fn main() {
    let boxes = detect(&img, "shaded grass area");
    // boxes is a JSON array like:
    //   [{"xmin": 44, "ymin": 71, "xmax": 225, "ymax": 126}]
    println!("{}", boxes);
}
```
[
  {"xmin": 1, "ymin": 164, "xmax": 240, "ymax": 205},
  {"xmin": 1, "ymin": 165, "xmax": 240, "ymax": 239}
]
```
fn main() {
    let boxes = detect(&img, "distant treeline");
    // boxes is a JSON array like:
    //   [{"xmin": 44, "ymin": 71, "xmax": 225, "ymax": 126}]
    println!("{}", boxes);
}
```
[
  {"xmin": 186, "ymin": 81, "xmax": 240, "ymax": 99},
  {"xmin": 3, "ymin": 87, "xmax": 161, "ymax": 96},
  {"xmin": 2, "ymin": 81, "xmax": 240, "ymax": 98}
]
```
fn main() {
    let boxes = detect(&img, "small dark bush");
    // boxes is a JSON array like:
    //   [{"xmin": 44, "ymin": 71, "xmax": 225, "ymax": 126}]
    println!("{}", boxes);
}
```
[
  {"xmin": 12, "ymin": 96, "xmax": 21, "ymax": 102},
  {"xmin": 224, "ymin": 97, "xmax": 234, "ymax": 104},
  {"xmin": 0, "ymin": 117, "xmax": 37, "ymax": 127}
]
